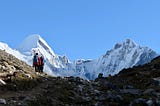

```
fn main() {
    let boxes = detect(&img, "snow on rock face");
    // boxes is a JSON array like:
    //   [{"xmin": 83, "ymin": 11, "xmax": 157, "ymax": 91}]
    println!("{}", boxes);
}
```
[
  {"xmin": 1, "ymin": 36, "xmax": 158, "ymax": 80},
  {"xmin": 74, "ymin": 39, "xmax": 158, "ymax": 79},
  {"xmin": 0, "ymin": 42, "xmax": 28, "ymax": 63},
  {"xmin": 17, "ymin": 34, "xmax": 71, "ymax": 76},
  {"xmin": 17, "ymin": 34, "xmax": 56, "ymax": 56},
  {"xmin": 17, "ymin": 34, "xmax": 57, "ymax": 66}
]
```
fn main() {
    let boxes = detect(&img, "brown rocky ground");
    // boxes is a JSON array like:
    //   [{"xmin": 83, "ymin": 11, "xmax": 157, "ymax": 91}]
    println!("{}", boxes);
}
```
[{"xmin": 0, "ymin": 49, "xmax": 160, "ymax": 106}]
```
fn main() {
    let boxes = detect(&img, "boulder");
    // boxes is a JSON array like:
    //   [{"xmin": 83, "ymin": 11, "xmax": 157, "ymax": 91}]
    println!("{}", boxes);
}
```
[{"xmin": 0, "ymin": 99, "xmax": 6, "ymax": 104}]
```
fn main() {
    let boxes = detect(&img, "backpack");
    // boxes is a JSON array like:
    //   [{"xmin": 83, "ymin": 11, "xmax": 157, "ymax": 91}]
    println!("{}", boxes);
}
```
[
  {"xmin": 38, "ymin": 56, "xmax": 42, "ymax": 66},
  {"xmin": 38, "ymin": 56, "xmax": 44, "ymax": 66}
]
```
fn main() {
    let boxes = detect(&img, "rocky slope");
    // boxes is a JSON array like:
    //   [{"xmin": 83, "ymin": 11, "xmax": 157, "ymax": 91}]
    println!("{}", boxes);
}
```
[
  {"xmin": 0, "ymin": 49, "xmax": 45, "ymax": 105},
  {"xmin": 0, "ymin": 48, "xmax": 160, "ymax": 106},
  {"xmin": 28, "ymin": 54, "xmax": 160, "ymax": 106}
]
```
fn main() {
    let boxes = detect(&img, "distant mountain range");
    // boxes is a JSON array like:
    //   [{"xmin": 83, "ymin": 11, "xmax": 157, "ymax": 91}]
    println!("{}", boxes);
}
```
[{"xmin": 0, "ymin": 34, "xmax": 158, "ymax": 79}]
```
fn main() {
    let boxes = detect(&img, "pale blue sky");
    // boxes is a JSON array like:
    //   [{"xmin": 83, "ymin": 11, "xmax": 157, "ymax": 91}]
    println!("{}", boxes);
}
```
[{"xmin": 0, "ymin": 0, "xmax": 160, "ymax": 61}]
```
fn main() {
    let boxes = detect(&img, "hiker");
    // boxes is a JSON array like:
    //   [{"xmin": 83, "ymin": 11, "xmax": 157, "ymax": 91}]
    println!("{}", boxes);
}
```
[
  {"xmin": 33, "ymin": 53, "xmax": 39, "ymax": 72},
  {"xmin": 38, "ymin": 54, "xmax": 44, "ymax": 73}
]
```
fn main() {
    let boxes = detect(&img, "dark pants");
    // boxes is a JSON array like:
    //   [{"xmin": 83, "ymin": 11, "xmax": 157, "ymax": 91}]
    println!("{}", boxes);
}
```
[
  {"xmin": 34, "ymin": 65, "xmax": 44, "ymax": 73},
  {"xmin": 34, "ymin": 65, "xmax": 39, "ymax": 72},
  {"xmin": 36, "ymin": 65, "xmax": 43, "ymax": 73},
  {"xmin": 39, "ymin": 65, "xmax": 44, "ymax": 73}
]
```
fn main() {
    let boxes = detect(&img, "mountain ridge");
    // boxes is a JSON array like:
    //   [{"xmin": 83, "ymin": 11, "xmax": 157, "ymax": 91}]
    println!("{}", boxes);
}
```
[
  {"xmin": 0, "ymin": 35, "xmax": 158, "ymax": 79},
  {"xmin": 74, "ymin": 38, "xmax": 158, "ymax": 79}
]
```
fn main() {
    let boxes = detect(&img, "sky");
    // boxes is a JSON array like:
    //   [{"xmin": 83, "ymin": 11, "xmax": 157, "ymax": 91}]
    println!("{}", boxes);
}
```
[{"xmin": 0, "ymin": 0, "xmax": 160, "ymax": 61}]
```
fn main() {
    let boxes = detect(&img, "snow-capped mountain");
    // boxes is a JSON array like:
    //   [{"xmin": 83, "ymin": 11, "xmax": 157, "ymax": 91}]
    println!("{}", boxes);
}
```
[
  {"xmin": 74, "ymin": 39, "xmax": 158, "ymax": 79},
  {"xmin": 17, "ymin": 34, "xmax": 72, "ymax": 76},
  {"xmin": 17, "ymin": 34, "xmax": 56, "ymax": 57},
  {"xmin": 0, "ymin": 35, "xmax": 158, "ymax": 80}
]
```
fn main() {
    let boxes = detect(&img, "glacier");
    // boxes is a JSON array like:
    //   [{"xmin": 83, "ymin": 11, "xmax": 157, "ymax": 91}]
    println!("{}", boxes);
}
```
[{"xmin": 0, "ymin": 35, "xmax": 158, "ymax": 80}]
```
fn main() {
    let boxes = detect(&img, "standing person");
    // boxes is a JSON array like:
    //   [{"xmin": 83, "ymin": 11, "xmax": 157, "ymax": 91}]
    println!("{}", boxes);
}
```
[
  {"xmin": 33, "ymin": 53, "xmax": 39, "ymax": 72},
  {"xmin": 37, "ymin": 54, "xmax": 44, "ymax": 73},
  {"xmin": 40, "ymin": 55, "xmax": 44, "ymax": 73}
]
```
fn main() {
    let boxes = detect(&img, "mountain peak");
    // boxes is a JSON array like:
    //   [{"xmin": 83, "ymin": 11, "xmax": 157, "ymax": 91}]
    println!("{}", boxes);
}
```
[
  {"xmin": 28, "ymin": 34, "xmax": 41, "ymax": 40},
  {"xmin": 17, "ymin": 34, "xmax": 55, "ymax": 57},
  {"xmin": 114, "ymin": 39, "xmax": 137, "ymax": 49},
  {"xmin": 123, "ymin": 39, "xmax": 137, "ymax": 47},
  {"xmin": 17, "ymin": 34, "xmax": 41, "ymax": 52}
]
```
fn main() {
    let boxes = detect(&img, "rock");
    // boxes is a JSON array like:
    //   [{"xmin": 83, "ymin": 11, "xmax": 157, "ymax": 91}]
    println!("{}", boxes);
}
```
[
  {"xmin": 98, "ymin": 73, "xmax": 103, "ymax": 78},
  {"xmin": 130, "ymin": 98, "xmax": 147, "ymax": 106},
  {"xmin": 155, "ymin": 98, "xmax": 160, "ymax": 105},
  {"xmin": 25, "ymin": 74, "xmax": 32, "ymax": 79},
  {"xmin": 1, "ymin": 66, "xmax": 5, "ymax": 71},
  {"xmin": 3, "ymin": 61, "xmax": 9, "ymax": 67},
  {"xmin": 9, "ymin": 66, "xmax": 16, "ymax": 71},
  {"xmin": 96, "ymin": 79, "xmax": 117, "ymax": 90},
  {"xmin": 153, "ymin": 77, "xmax": 160, "ymax": 85},
  {"xmin": 143, "ymin": 89, "xmax": 157, "ymax": 96},
  {"xmin": 0, "ymin": 79, "xmax": 6, "ymax": 85},
  {"xmin": 123, "ymin": 85, "xmax": 134, "ymax": 89},
  {"xmin": 120, "ymin": 89, "xmax": 141, "ymax": 95},
  {"xmin": 82, "ymin": 97, "xmax": 92, "ymax": 102},
  {"xmin": 0, "ymin": 65, "xmax": 5, "ymax": 71},
  {"xmin": 18, "ymin": 102, "xmax": 23, "ymax": 106},
  {"xmin": 153, "ymin": 64, "xmax": 160, "ymax": 69},
  {"xmin": 0, "ymin": 99, "xmax": 6, "ymax": 104},
  {"xmin": 78, "ymin": 84, "xmax": 83, "ymax": 90},
  {"xmin": 98, "ymin": 94, "xmax": 107, "ymax": 101},
  {"xmin": 106, "ymin": 91, "xmax": 123, "ymax": 102},
  {"xmin": 146, "ymin": 99, "xmax": 153, "ymax": 106},
  {"xmin": 94, "ymin": 89, "xmax": 100, "ymax": 95},
  {"xmin": 23, "ymin": 96, "xmax": 32, "ymax": 102}
]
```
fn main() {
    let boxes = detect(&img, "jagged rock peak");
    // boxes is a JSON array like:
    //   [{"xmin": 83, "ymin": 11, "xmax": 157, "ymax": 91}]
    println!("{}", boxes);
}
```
[
  {"xmin": 123, "ymin": 39, "xmax": 137, "ymax": 47},
  {"xmin": 114, "ymin": 39, "xmax": 137, "ymax": 49}
]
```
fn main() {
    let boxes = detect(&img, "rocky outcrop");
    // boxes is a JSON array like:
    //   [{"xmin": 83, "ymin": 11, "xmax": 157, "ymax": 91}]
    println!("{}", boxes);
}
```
[
  {"xmin": 0, "ymin": 49, "xmax": 45, "ymax": 105},
  {"xmin": 0, "ymin": 50, "xmax": 40, "ymax": 86}
]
